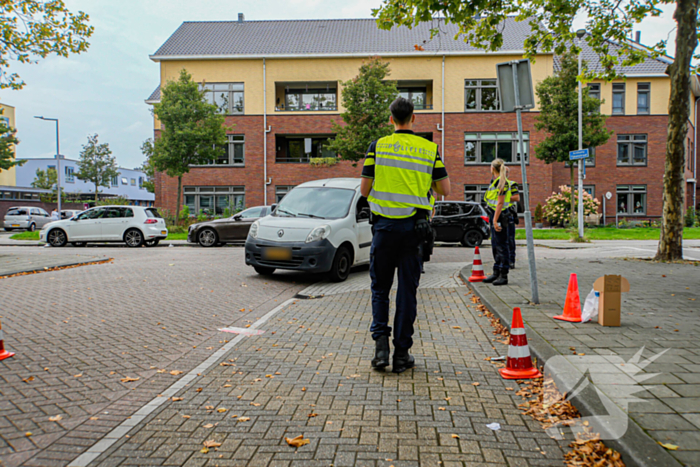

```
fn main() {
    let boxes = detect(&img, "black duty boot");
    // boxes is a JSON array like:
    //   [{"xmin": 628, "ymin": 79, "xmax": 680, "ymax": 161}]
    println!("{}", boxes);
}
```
[
  {"xmin": 483, "ymin": 270, "xmax": 500, "ymax": 284},
  {"xmin": 392, "ymin": 347, "xmax": 415, "ymax": 374},
  {"xmin": 371, "ymin": 336, "xmax": 390, "ymax": 370},
  {"xmin": 509, "ymin": 262, "xmax": 515, "ymax": 270},
  {"xmin": 493, "ymin": 271, "xmax": 509, "ymax": 286}
]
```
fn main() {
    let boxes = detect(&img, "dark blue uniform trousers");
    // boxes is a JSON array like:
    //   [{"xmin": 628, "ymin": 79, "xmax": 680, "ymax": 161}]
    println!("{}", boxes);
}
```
[
  {"xmin": 369, "ymin": 223, "xmax": 422, "ymax": 351},
  {"xmin": 489, "ymin": 215, "xmax": 511, "ymax": 274}
]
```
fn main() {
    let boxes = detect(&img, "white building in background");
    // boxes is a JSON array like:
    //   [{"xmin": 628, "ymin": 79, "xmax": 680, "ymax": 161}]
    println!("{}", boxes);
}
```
[{"xmin": 15, "ymin": 158, "xmax": 155, "ymax": 205}]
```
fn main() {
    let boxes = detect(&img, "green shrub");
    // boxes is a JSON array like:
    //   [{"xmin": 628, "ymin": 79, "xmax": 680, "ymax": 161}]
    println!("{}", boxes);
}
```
[
  {"xmin": 309, "ymin": 157, "xmax": 339, "ymax": 167},
  {"xmin": 543, "ymin": 185, "xmax": 599, "ymax": 224},
  {"xmin": 223, "ymin": 207, "xmax": 231, "ymax": 218},
  {"xmin": 534, "ymin": 203, "xmax": 544, "ymax": 223},
  {"xmin": 196, "ymin": 210, "xmax": 207, "ymax": 223},
  {"xmin": 97, "ymin": 196, "xmax": 130, "ymax": 206},
  {"xmin": 168, "ymin": 225, "xmax": 186, "ymax": 234},
  {"xmin": 618, "ymin": 218, "xmax": 630, "ymax": 228},
  {"xmin": 179, "ymin": 205, "xmax": 190, "ymax": 220},
  {"xmin": 686, "ymin": 207, "xmax": 697, "ymax": 228}
]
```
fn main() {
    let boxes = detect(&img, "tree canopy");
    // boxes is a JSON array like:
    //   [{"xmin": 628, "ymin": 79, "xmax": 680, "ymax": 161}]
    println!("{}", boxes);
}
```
[
  {"xmin": 325, "ymin": 58, "xmax": 398, "ymax": 163},
  {"xmin": 151, "ymin": 69, "xmax": 228, "ymax": 219},
  {"xmin": 0, "ymin": 109, "xmax": 20, "ymax": 172},
  {"xmin": 0, "ymin": 0, "xmax": 93, "ymax": 90},
  {"xmin": 75, "ymin": 134, "xmax": 119, "ymax": 202}
]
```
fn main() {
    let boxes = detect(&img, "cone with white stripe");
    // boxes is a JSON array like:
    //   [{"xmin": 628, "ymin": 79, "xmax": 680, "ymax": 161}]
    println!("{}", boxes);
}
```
[
  {"xmin": 468, "ymin": 246, "xmax": 486, "ymax": 282},
  {"xmin": 499, "ymin": 307, "xmax": 541, "ymax": 380},
  {"xmin": 0, "ymin": 319, "xmax": 15, "ymax": 362}
]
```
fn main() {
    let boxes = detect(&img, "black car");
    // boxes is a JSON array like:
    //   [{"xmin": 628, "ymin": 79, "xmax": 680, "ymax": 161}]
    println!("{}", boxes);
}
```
[{"xmin": 431, "ymin": 201, "xmax": 491, "ymax": 247}]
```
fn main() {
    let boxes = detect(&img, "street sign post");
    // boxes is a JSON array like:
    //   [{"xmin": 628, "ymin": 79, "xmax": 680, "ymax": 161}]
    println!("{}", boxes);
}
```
[
  {"xmin": 496, "ymin": 59, "xmax": 539, "ymax": 304},
  {"xmin": 569, "ymin": 149, "xmax": 589, "ymax": 160}
]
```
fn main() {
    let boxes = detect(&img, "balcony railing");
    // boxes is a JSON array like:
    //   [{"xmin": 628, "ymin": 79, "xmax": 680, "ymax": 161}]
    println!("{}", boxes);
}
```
[{"xmin": 275, "ymin": 104, "xmax": 338, "ymax": 112}]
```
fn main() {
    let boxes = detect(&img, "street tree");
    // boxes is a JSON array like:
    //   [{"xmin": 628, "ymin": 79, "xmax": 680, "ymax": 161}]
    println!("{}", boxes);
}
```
[
  {"xmin": 30, "ymin": 167, "xmax": 61, "ymax": 202},
  {"xmin": 151, "ymin": 69, "xmax": 228, "ymax": 221},
  {"xmin": 534, "ymin": 51, "xmax": 612, "ymax": 224},
  {"xmin": 0, "ymin": 0, "xmax": 93, "ymax": 90},
  {"xmin": 325, "ymin": 58, "xmax": 398, "ymax": 163},
  {"xmin": 75, "ymin": 134, "xmax": 119, "ymax": 203},
  {"xmin": 0, "ymin": 110, "xmax": 21, "ymax": 172},
  {"xmin": 139, "ymin": 138, "xmax": 155, "ymax": 193},
  {"xmin": 373, "ymin": 0, "xmax": 698, "ymax": 261}
]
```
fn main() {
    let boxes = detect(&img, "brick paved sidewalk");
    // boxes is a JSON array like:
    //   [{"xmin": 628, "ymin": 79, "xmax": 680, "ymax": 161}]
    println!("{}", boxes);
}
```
[
  {"xmin": 85, "ymin": 285, "xmax": 569, "ymax": 467},
  {"xmin": 0, "ymin": 252, "xmax": 110, "ymax": 276},
  {"xmin": 465, "ymin": 258, "xmax": 700, "ymax": 467}
]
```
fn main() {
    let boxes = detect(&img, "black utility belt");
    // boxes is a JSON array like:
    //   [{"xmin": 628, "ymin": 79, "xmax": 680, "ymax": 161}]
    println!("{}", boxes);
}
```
[{"xmin": 485, "ymin": 207, "xmax": 511, "ymax": 220}]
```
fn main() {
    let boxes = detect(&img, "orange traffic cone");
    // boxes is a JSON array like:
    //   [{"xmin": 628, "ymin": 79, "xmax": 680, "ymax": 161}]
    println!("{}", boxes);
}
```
[
  {"xmin": 499, "ymin": 307, "xmax": 542, "ymax": 380},
  {"xmin": 468, "ymin": 246, "xmax": 486, "ymax": 282},
  {"xmin": 553, "ymin": 273, "xmax": 582, "ymax": 322},
  {"xmin": 0, "ymin": 319, "xmax": 15, "ymax": 362}
]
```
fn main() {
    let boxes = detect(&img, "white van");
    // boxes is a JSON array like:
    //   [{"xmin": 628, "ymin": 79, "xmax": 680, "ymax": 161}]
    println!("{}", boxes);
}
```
[{"xmin": 245, "ymin": 178, "xmax": 372, "ymax": 282}]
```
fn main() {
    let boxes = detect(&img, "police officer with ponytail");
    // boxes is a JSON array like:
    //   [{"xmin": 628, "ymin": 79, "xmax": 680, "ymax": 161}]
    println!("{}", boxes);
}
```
[
  {"xmin": 483, "ymin": 158, "xmax": 513, "ymax": 286},
  {"xmin": 360, "ymin": 97, "xmax": 450, "ymax": 373}
]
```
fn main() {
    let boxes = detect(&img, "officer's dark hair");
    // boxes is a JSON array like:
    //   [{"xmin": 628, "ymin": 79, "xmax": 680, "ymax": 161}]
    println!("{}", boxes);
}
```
[{"xmin": 390, "ymin": 97, "xmax": 414, "ymax": 125}]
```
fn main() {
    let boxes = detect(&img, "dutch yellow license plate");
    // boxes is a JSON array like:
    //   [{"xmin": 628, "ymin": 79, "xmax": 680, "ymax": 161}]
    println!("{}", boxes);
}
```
[
  {"xmin": 11, "ymin": 224, "xmax": 19, "ymax": 227},
  {"xmin": 263, "ymin": 247, "xmax": 292, "ymax": 261},
  {"xmin": 161, "ymin": 230, "xmax": 167, "ymax": 235}
]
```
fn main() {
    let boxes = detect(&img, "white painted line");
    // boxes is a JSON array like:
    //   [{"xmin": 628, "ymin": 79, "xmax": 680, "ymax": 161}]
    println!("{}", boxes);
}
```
[
  {"xmin": 617, "ymin": 246, "xmax": 700, "ymax": 261},
  {"xmin": 67, "ymin": 298, "xmax": 296, "ymax": 467}
]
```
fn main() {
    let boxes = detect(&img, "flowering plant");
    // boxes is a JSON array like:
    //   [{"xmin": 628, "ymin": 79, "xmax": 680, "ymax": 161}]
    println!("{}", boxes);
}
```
[{"xmin": 543, "ymin": 185, "xmax": 600, "ymax": 224}]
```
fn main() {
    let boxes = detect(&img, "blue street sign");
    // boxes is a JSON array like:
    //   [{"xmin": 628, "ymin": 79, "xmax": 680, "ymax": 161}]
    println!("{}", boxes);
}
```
[{"xmin": 569, "ymin": 149, "xmax": 589, "ymax": 160}]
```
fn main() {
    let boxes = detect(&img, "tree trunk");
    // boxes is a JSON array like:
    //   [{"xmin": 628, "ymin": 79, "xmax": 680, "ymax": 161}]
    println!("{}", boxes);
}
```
[
  {"xmin": 656, "ymin": 0, "xmax": 698, "ymax": 261},
  {"xmin": 95, "ymin": 181, "xmax": 99, "ymax": 203},
  {"xmin": 570, "ymin": 166, "xmax": 576, "ymax": 225},
  {"xmin": 175, "ymin": 176, "xmax": 182, "ymax": 224}
]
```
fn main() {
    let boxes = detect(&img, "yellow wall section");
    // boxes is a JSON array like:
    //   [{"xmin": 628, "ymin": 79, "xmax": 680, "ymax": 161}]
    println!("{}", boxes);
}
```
[
  {"xmin": 0, "ymin": 103, "xmax": 16, "ymax": 186},
  {"xmin": 154, "ymin": 54, "xmax": 675, "ymax": 128}
]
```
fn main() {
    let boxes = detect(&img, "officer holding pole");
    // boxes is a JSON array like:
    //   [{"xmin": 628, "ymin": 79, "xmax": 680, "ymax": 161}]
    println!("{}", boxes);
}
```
[{"xmin": 360, "ymin": 97, "xmax": 450, "ymax": 373}]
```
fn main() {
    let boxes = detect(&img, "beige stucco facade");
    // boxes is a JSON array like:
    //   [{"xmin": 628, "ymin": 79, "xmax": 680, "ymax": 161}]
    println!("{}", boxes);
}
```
[{"xmin": 0, "ymin": 103, "xmax": 16, "ymax": 186}]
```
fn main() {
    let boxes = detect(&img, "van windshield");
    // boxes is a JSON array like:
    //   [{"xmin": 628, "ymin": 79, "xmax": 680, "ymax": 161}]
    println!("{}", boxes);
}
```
[{"xmin": 274, "ymin": 187, "xmax": 355, "ymax": 220}]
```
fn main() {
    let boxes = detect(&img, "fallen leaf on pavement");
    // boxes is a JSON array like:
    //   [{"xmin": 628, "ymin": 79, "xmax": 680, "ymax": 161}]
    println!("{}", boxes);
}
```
[
  {"xmin": 217, "ymin": 408, "xmax": 227, "ymax": 413},
  {"xmin": 171, "ymin": 397, "xmax": 183, "ymax": 401},
  {"xmin": 203, "ymin": 423, "xmax": 214, "ymax": 428},
  {"xmin": 89, "ymin": 417, "xmax": 99, "ymax": 420},
  {"xmin": 438, "ymin": 407, "xmax": 446, "ymax": 411},
  {"xmin": 659, "ymin": 443, "xmax": 678, "ymax": 450},
  {"xmin": 157, "ymin": 369, "xmax": 166, "ymax": 373},
  {"xmin": 452, "ymin": 326, "xmax": 461, "ymax": 329},
  {"xmin": 121, "ymin": 377, "xmax": 140, "ymax": 383},
  {"xmin": 223, "ymin": 384, "xmax": 232, "ymax": 388},
  {"xmin": 182, "ymin": 415, "xmax": 191, "ymax": 419},
  {"xmin": 203, "ymin": 440, "xmax": 221, "ymax": 448},
  {"xmin": 205, "ymin": 406, "xmax": 214, "ymax": 410},
  {"xmin": 237, "ymin": 417, "xmax": 250, "ymax": 422},
  {"xmin": 74, "ymin": 374, "xmax": 82, "ymax": 378},
  {"xmin": 25, "ymin": 432, "xmax": 32, "ymax": 436},
  {"xmin": 308, "ymin": 413, "xmax": 318, "ymax": 417},
  {"xmin": 169, "ymin": 370, "xmax": 183, "ymax": 376},
  {"xmin": 196, "ymin": 388, "xmax": 203, "ymax": 392},
  {"xmin": 200, "ymin": 447, "xmax": 209, "ymax": 454},
  {"xmin": 49, "ymin": 415, "xmax": 62, "ymax": 422},
  {"xmin": 285, "ymin": 435, "xmax": 310, "ymax": 448},
  {"xmin": 250, "ymin": 402, "xmax": 261, "ymax": 407},
  {"xmin": 451, "ymin": 434, "xmax": 460, "ymax": 439},
  {"xmin": 22, "ymin": 376, "xmax": 35, "ymax": 383},
  {"xmin": 472, "ymin": 382, "xmax": 480, "ymax": 386}
]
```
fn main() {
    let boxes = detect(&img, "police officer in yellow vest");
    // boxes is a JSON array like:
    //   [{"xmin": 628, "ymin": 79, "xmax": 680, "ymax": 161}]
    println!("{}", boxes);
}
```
[
  {"xmin": 483, "ymin": 158, "xmax": 514, "ymax": 286},
  {"xmin": 360, "ymin": 97, "xmax": 450, "ymax": 373}
]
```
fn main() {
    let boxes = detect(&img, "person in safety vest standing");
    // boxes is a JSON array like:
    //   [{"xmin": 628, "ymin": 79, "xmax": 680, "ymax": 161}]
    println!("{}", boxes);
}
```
[
  {"xmin": 506, "ymin": 179, "xmax": 520, "ymax": 269},
  {"xmin": 360, "ymin": 97, "xmax": 450, "ymax": 373},
  {"xmin": 483, "ymin": 158, "xmax": 513, "ymax": 286}
]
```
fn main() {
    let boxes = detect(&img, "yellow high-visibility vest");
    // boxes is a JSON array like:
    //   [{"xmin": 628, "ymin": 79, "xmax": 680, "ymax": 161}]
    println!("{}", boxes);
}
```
[
  {"xmin": 367, "ymin": 133, "xmax": 439, "ymax": 219},
  {"xmin": 484, "ymin": 177, "xmax": 514, "ymax": 210}
]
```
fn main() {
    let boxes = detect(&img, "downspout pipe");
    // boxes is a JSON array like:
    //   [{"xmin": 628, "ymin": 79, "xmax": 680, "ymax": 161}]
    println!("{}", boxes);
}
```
[
  {"xmin": 694, "ymin": 93, "xmax": 698, "ymax": 214},
  {"xmin": 441, "ymin": 55, "xmax": 446, "ymax": 201},
  {"xmin": 263, "ymin": 58, "xmax": 268, "ymax": 206}
]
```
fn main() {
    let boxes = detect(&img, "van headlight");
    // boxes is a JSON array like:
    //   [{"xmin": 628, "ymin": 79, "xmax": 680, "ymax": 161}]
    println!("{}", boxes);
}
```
[
  {"xmin": 249, "ymin": 220, "xmax": 260, "ymax": 239},
  {"xmin": 306, "ymin": 224, "xmax": 331, "ymax": 243}
]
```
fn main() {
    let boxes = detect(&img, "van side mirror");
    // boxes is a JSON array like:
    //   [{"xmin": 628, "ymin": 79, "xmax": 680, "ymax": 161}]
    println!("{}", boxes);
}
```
[{"xmin": 233, "ymin": 214, "xmax": 242, "ymax": 221}]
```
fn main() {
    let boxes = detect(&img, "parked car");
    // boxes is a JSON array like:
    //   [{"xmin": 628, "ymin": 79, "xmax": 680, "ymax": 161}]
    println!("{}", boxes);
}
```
[
  {"xmin": 60, "ymin": 209, "xmax": 82, "ymax": 220},
  {"xmin": 40, "ymin": 206, "xmax": 167, "ymax": 248},
  {"xmin": 245, "ymin": 178, "xmax": 372, "ymax": 282},
  {"xmin": 431, "ymin": 201, "xmax": 490, "ymax": 247},
  {"xmin": 187, "ymin": 205, "xmax": 275, "ymax": 247},
  {"xmin": 3, "ymin": 206, "xmax": 52, "ymax": 232}
]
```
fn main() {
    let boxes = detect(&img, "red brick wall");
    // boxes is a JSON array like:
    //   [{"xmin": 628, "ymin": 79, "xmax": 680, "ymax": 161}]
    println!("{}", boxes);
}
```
[{"xmin": 154, "ymin": 112, "xmax": 676, "ymax": 219}]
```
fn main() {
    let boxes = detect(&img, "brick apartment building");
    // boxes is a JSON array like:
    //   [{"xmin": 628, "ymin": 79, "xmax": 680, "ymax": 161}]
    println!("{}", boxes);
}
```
[{"xmin": 147, "ymin": 15, "xmax": 699, "ymax": 222}]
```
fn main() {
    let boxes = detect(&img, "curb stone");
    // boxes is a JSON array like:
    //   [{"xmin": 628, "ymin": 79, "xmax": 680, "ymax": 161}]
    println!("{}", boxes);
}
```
[{"xmin": 459, "ymin": 266, "xmax": 682, "ymax": 467}]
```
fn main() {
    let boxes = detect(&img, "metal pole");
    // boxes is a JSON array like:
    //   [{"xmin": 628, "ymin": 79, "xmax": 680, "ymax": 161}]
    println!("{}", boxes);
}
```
[
  {"xmin": 577, "ymin": 42, "xmax": 584, "ymax": 238},
  {"xmin": 55, "ymin": 120, "xmax": 62, "ymax": 213},
  {"xmin": 511, "ymin": 61, "xmax": 539, "ymax": 304},
  {"xmin": 263, "ymin": 58, "xmax": 267, "ymax": 206},
  {"xmin": 603, "ymin": 197, "xmax": 606, "ymax": 227}
]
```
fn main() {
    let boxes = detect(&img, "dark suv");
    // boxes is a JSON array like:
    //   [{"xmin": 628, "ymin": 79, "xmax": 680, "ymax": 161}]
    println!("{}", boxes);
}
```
[{"xmin": 431, "ymin": 201, "xmax": 490, "ymax": 247}]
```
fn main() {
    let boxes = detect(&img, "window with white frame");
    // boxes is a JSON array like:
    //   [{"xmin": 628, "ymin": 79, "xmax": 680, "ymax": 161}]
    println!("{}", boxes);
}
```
[
  {"xmin": 121, "ymin": 177, "xmax": 128, "ymax": 185},
  {"xmin": 617, "ymin": 134, "xmax": 647, "ymax": 166},
  {"xmin": 138, "ymin": 177, "xmax": 144, "ymax": 189},
  {"xmin": 617, "ymin": 185, "xmax": 646, "ymax": 215},
  {"xmin": 612, "ymin": 83, "xmax": 625, "ymax": 115},
  {"xmin": 183, "ymin": 186, "xmax": 245, "ymax": 216},
  {"xmin": 130, "ymin": 178, "xmax": 136, "ymax": 186},
  {"xmin": 111, "ymin": 175, "xmax": 118, "ymax": 187},
  {"xmin": 202, "ymin": 83, "xmax": 244, "ymax": 115},
  {"xmin": 464, "ymin": 132, "xmax": 529, "ymax": 164},
  {"xmin": 464, "ymin": 80, "xmax": 499, "ymax": 111},
  {"xmin": 65, "ymin": 166, "xmax": 75, "ymax": 183},
  {"xmin": 637, "ymin": 83, "xmax": 650, "ymax": 114},
  {"xmin": 195, "ymin": 135, "xmax": 245, "ymax": 166},
  {"xmin": 275, "ymin": 185, "xmax": 295, "ymax": 203},
  {"xmin": 464, "ymin": 185, "xmax": 490, "ymax": 203}
]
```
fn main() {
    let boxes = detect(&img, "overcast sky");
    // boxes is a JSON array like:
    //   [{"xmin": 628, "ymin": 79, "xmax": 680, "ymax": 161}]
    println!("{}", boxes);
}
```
[{"xmin": 1, "ymin": 0, "xmax": 677, "ymax": 170}]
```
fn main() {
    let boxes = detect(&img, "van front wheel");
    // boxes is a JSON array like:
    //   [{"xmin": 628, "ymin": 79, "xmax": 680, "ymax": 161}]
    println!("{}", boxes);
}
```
[{"xmin": 329, "ymin": 246, "xmax": 351, "ymax": 282}]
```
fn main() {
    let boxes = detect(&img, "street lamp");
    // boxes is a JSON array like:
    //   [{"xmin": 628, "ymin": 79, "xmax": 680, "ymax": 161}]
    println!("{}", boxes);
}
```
[
  {"xmin": 34, "ymin": 116, "xmax": 61, "ymax": 213},
  {"xmin": 576, "ymin": 28, "xmax": 586, "ymax": 239}
]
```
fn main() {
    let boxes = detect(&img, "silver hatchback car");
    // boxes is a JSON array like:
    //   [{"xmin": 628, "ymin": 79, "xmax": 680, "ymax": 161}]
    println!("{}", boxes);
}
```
[{"xmin": 3, "ymin": 206, "xmax": 52, "ymax": 232}]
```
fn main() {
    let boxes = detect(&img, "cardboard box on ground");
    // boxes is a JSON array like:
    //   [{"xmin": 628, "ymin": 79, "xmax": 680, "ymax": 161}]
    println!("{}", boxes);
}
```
[{"xmin": 593, "ymin": 275, "xmax": 630, "ymax": 327}]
